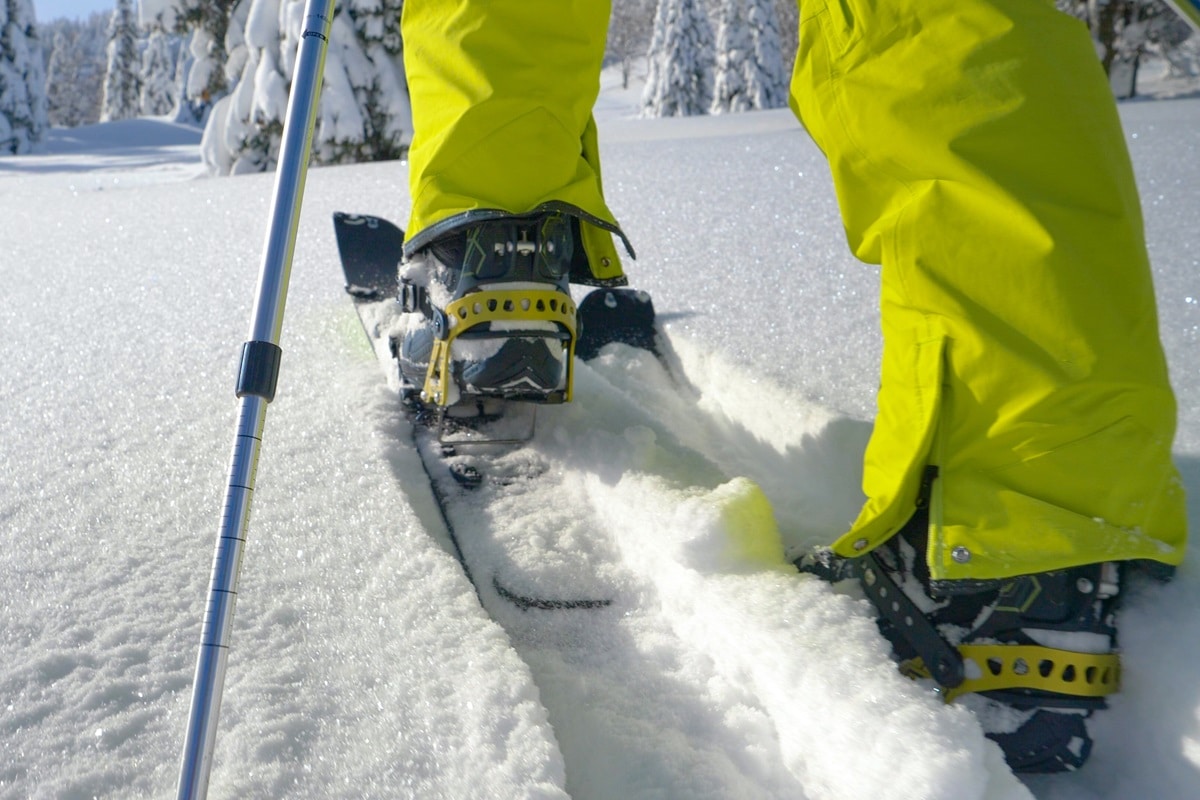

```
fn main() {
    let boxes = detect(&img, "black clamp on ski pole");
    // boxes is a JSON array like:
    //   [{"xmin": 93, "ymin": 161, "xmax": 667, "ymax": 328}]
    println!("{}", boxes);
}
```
[{"xmin": 236, "ymin": 340, "xmax": 283, "ymax": 402}]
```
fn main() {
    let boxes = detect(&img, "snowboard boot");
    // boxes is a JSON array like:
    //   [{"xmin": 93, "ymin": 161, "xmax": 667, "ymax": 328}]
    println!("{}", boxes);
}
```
[
  {"xmin": 798, "ymin": 467, "xmax": 1122, "ymax": 773},
  {"xmin": 397, "ymin": 212, "xmax": 579, "ymax": 407}
]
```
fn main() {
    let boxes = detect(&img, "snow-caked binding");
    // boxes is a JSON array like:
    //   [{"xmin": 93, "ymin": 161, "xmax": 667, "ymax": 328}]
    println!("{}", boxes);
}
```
[
  {"xmin": 398, "ymin": 213, "xmax": 578, "ymax": 407},
  {"xmin": 797, "ymin": 467, "xmax": 1122, "ymax": 773}
]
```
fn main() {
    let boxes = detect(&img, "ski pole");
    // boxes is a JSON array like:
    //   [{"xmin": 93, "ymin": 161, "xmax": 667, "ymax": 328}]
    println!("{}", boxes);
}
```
[{"xmin": 176, "ymin": 2, "xmax": 335, "ymax": 797}]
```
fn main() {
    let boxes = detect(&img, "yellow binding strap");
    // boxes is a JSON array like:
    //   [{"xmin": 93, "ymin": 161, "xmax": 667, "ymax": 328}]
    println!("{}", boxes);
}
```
[
  {"xmin": 424, "ymin": 288, "xmax": 578, "ymax": 407},
  {"xmin": 903, "ymin": 644, "xmax": 1120, "ymax": 703}
]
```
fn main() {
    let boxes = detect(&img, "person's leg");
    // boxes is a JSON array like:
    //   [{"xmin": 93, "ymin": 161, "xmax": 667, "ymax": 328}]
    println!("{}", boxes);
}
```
[
  {"xmin": 401, "ymin": 0, "xmax": 627, "ymax": 280},
  {"xmin": 398, "ymin": 0, "xmax": 628, "ymax": 404},
  {"xmin": 789, "ymin": 0, "xmax": 1184, "ymax": 582},
  {"xmin": 789, "ymin": 0, "xmax": 1186, "ymax": 770}
]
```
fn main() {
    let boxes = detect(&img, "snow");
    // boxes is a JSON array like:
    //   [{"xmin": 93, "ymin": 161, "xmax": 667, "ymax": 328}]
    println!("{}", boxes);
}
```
[
  {"xmin": 0, "ymin": 85, "xmax": 1198, "ymax": 799},
  {"xmin": 0, "ymin": 117, "xmax": 206, "ymax": 186}
]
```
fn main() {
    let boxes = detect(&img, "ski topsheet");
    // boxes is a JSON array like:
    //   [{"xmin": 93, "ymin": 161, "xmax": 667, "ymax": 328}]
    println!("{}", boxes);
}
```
[{"xmin": 333, "ymin": 211, "xmax": 665, "ymax": 610}]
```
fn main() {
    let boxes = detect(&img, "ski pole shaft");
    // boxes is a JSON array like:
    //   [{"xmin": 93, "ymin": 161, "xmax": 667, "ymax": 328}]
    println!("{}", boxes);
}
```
[
  {"xmin": 176, "ymin": 2, "xmax": 335, "ymax": 798},
  {"xmin": 1163, "ymin": 0, "xmax": 1200, "ymax": 32}
]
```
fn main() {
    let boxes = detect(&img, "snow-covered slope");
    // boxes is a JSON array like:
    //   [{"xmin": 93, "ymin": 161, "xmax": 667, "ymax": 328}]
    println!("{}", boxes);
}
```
[{"xmin": 0, "ymin": 98, "xmax": 1196, "ymax": 799}]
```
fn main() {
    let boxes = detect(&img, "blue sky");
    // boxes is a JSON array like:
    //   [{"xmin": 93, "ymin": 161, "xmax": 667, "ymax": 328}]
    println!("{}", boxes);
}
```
[{"xmin": 35, "ymin": 0, "xmax": 115, "ymax": 22}]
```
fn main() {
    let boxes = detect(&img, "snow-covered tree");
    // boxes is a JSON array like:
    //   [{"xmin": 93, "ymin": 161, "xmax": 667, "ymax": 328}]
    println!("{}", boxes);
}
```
[
  {"xmin": 140, "ymin": 0, "xmax": 181, "ymax": 32},
  {"xmin": 774, "ymin": 0, "xmax": 798, "ymax": 74},
  {"xmin": 1058, "ymin": 0, "xmax": 1196, "ymax": 97},
  {"xmin": 172, "ymin": 41, "xmax": 202, "ymax": 123},
  {"xmin": 642, "ymin": 0, "xmax": 715, "ymax": 117},
  {"xmin": 42, "ymin": 14, "xmax": 106, "ymax": 127},
  {"xmin": 1159, "ymin": 25, "xmax": 1200, "ymax": 77},
  {"xmin": 710, "ymin": 0, "xmax": 788, "ymax": 113},
  {"xmin": 607, "ymin": 0, "xmax": 656, "ymax": 89},
  {"xmin": 0, "ymin": 0, "xmax": 47, "ymax": 153},
  {"xmin": 101, "ymin": 0, "xmax": 142, "ymax": 121},
  {"xmin": 313, "ymin": 0, "xmax": 410, "ymax": 165},
  {"xmin": 140, "ymin": 26, "xmax": 180, "ymax": 116},
  {"xmin": 174, "ymin": 0, "xmax": 238, "ymax": 117},
  {"xmin": 46, "ymin": 29, "xmax": 88, "ymax": 126},
  {"xmin": 136, "ymin": 0, "xmax": 186, "ymax": 117},
  {"xmin": 202, "ymin": 0, "xmax": 410, "ymax": 175}
]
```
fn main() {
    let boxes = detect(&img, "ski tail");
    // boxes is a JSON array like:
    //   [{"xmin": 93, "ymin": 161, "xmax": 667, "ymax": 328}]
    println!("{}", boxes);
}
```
[
  {"xmin": 576, "ymin": 287, "xmax": 661, "ymax": 362},
  {"xmin": 332, "ymin": 212, "xmax": 403, "ymax": 302}
]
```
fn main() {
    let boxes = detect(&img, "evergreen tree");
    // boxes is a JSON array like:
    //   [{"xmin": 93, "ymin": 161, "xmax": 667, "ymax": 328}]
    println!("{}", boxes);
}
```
[
  {"xmin": 314, "ymin": 0, "xmax": 410, "ymax": 165},
  {"xmin": 607, "ymin": 0, "xmax": 656, "ymax": 89},
  {"xmin": 172, "ymin": 40, "xmax": 201, "ymax": 123},
  {"xmin": 46, "ymin": 29, "xmax": 86, "ymax": 126},
  {"xmin": 140, "ymin": 26, "xmax": 179, "ymax": 116},
  {"xmin": 711, "ymin": 0, "xmax": 788, "ymax": 113},
  {"xmin": 1159, "ymin": 22, "xmax": 1200, "ymax": 78},
  {"xmin": 774, "ymin": 0, "xmax": 798, "ymax": 73},
  {"xmin": 202, "ymin": 0, "xmax": 410, "ymax": 175},
  {"xmin": 642, "ymin": 0, "xmax": 715, "ymax": 117},
  {"xmin": 101, "ymin": 0, "xmax": 142, "ymax": 121},
  {"xmin": 42, "ymin": 14, "xmax": 106, "ymax": 127},
  {"xmin": 174, "ymin": 0, "xmax": 238, "ymax": 116},
  {"xmin": 1058, "ymin": 0, "xmax": 1196, "ymax": 97},
  {"xmin": 0, "ymin": 0, "xmax": 47, "ymax": 153}
]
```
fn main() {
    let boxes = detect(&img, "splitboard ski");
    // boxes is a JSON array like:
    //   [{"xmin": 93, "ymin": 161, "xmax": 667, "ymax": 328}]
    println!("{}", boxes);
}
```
[{"xmin": 333, "ymin": 211, "xmax": 665, "ymax": 611}]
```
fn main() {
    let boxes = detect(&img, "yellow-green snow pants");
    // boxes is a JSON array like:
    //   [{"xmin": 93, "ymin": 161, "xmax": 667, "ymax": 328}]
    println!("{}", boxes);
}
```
[
  {"xmin": 400, "ymin": 0, "xmax": 627, "ymax": 283},
  {"xmin": 792, "ymin": 0, "xmax": 1186, "ymax": 580}
]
